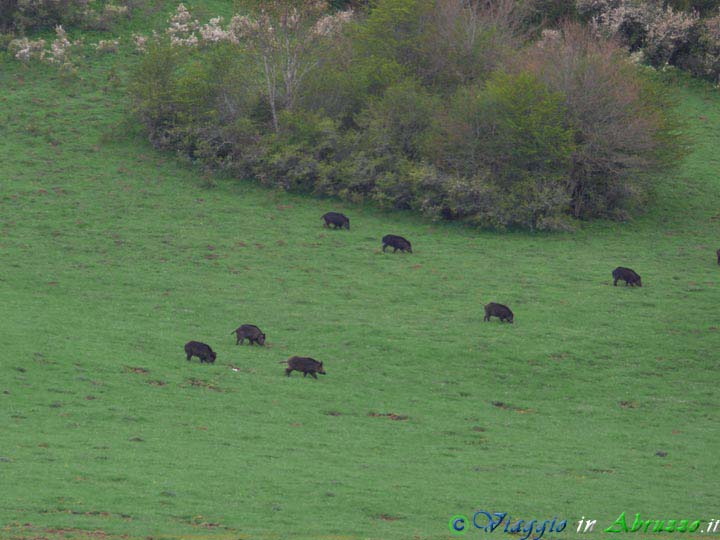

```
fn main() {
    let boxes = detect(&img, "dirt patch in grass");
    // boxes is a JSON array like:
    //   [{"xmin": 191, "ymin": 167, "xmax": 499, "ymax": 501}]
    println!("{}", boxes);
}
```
[
  {"xmin": 368, "ymin": 412, "xmax": 408, "ymax": 421},
  {"xmin": 491, "ymin": 401, "xmax": 534, "ymax": 414},
  {"xmin": 123, "ymin": 366, "xmax": 149, "ymax": 375},
  {"xmin": 173, "ymin": 515, "xmax": 236, "ymax": 532},
  {"xmin": 376, "ymin": 514, "xmax": 404, "ymax": 521},
  {"xmin": 43, "ymin": 529, "xmax": 115, "ymax": 539},
  {"xmin": 185, "ymin": 378, "xmax": 223, "ymax": 392}
]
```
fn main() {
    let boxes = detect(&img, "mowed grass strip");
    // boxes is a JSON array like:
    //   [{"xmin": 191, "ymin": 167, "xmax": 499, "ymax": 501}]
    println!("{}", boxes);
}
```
[{"xmin": 0, "ymin": 31, "xmax": 719, "ymax": 540}]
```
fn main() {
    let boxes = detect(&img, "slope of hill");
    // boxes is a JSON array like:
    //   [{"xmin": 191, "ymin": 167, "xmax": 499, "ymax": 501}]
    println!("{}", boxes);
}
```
[{"xmin": 1, "ymin": 7, "xmax": 718, "ymax": 539}]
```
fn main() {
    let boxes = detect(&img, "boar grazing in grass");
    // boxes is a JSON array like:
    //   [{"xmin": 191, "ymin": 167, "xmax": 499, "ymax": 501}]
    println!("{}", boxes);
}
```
[
  {"xmin": 612, "ymin": 267, "xmax": 642, "ymax": 287},
  {"xmin": 382, "ymin": 234, "xmax": 412, "ymax": 253},
  {"xmin": 231, "ymin": 324, "xmax": 266, "ymax": 346},
  {"xmin": 484, "ymin": 302, "xmax": 514, "ymax": 323},
  {"xmin": 184, "ymin": 341, "xmax": 217, "ymax": 363},
  {"xmin": 322, "ymin": 212, "xmax": 350, "ymax": 230},
  {"xmin": 281, "ymin": 356, "xmax": 326, "ymax": 379}
]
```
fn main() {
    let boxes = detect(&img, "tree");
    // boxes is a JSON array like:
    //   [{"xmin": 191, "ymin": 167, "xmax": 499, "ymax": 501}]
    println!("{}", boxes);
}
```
[
  {"xmin": 230, "ymin": 0, "xmax": 352, "ymax": 132},
  {"xmin": 524, "ymin": 23, "xmax": 683, "ymax": 218}
]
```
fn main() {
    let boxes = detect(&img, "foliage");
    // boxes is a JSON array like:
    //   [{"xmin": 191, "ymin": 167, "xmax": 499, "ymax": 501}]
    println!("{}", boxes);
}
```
[
  {"xmin": 425, "ymin": 71, "xmax": 576, "ymax": 229},
  {"xmin": 352, "ymin": 0, "xmax": 525, "ymax": 91},
  {"xmin": 127, "ymin": 0, "xmax": 683, "ymax": 230},
  {"xmin": 0, "ymin": 0, "xmax": 134, "ymax": 33},
  {"xmin": 577, "ymin": 0, "xmax": 720, "ymax": 83},
  {"xmin": 526, "ymin": 23, "xmax": 684, "ymax": 219},
  {"xmin": 8, "ymin": 24, "xmax": 84, "ymax": 77}
]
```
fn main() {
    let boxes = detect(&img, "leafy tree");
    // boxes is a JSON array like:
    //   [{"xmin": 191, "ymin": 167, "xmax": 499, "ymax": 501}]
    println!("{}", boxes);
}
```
[{"xmin": 231, "ymin": 0, "xmax": 352, "ymax": 132}]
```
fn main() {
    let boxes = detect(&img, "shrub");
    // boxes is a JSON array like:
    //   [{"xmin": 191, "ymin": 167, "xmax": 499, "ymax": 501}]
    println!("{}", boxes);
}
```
[
  {"xmin": 427, "ymin": 72, "xmax": 574, "ymax": 181},
  {"xmin": 127, "ymin": 2, "xmax": 684, "ymax": 231},
  {"xmin": 424, "ymin": 71, "xmax": 575, "ymax": 229},
  {"xmin": 356, "ymin": 80, "xmax": 438, "ymax": 160},
  {"xmin": 1, "ymin": 0, "xmax": 137, "ymax": 33},
  {"xmin": 128, "ymin": 41, "xmax": 181, "ymax": 146},
  {"xmin": 94, "ymin": 39, "xmax": 120, "ymax": 54},
  {"xmin": 526, "ymin": 22, "xmax": 683, "ymax": 218},
  {"xmin": 354, "ymin": 0, "xmax": 525, "ymax": 91}
]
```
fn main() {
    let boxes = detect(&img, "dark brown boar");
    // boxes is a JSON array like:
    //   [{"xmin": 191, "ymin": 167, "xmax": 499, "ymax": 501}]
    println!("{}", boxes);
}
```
[
  {"xmin": 612, "ymin": 267, "xmax": 642, "ymax": 287},
  {"xmin": 382, "ymin": 234, "xmax": 412, "ymax": 253},
  {"xmin": 231, "ymin": 324, "xmax": 266, "ymax": 346},
  {"xmin": 322, "ymin": 212, "xmax": 350, "ymax": 230},
  {"xmin": 483, "ymin": 302, "xmax": 514, "ymax": 323},
  {"xmin": 281, "ymin": 356, "xmax": 326, "ymax": 379},
  {"xmin": 184, "ymin": 341, "xmax": 217, "ymax": 363}
]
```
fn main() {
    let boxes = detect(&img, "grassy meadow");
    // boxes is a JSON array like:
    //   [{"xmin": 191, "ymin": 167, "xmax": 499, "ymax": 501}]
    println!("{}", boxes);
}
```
[{"xmin": 1, "ymin": 5, "xmax": 719, "ymax": 539}]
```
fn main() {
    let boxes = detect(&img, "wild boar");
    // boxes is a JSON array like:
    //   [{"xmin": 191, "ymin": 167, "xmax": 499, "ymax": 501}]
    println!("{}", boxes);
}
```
[
  {"xmin": 612, "ymin": 267, "xmax": 642, "ymax": 287},
  {"xmin": 184, "ymin": 341, "xmax": 217, "ymax": 363},
  {"xmin": 483, "ymin": 302, "xmax": 514, "ymax": 323},
  {"xmin": 382, "ymin": 234, "xmax": 412, "ymax": 253},
  {"xmin": 281, "ymin": 356, "xmax": 326, "ymax": 379},
  {"xmin": 322, "ymin": 212, "xmax": 350, "ymax": 230},
  {"xmin": 231, "ymin": 324, "xmax": 266, "ymax": 346}
]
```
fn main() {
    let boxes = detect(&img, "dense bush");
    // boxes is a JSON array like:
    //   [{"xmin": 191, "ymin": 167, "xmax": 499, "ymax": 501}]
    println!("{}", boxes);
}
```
[
  {"xmin": 666, "ymin": 0, "xmax": 720, "ymax": 15},
  {"xmin": 577, "ymin": 0, "xmax": 720, "ymax": 83},
  {"xmin": 526, "ymin": 24, "xmax": 682, "ymax": 219},
  {"xmin": 129, "ymin": 0, "xmax": 683, "ymax": 231},
  {"xmin": 0, "ymin": 0, "xmax": 134, "ymax": 33}
]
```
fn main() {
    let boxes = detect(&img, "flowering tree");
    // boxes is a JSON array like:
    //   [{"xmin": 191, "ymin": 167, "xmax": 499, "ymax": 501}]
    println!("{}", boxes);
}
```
[
  {"xmin": 229, "ymin": 1, "xmax": 352, "ymax": 132},
  {"xmin": 9, "ymin": 25, "xmax": 82, "ymax": 69}
]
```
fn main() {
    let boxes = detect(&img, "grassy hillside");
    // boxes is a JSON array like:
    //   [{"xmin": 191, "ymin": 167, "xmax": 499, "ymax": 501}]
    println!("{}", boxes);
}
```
[{"xmin": 1, "ymin": 7, "xmax": 719, "ymax": 539}]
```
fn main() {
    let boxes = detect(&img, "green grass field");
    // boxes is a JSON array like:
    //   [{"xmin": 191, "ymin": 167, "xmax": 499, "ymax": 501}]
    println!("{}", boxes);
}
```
[{"xmin": 1, "ymin": 6, "xmax": 719, "ymax": 539}]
